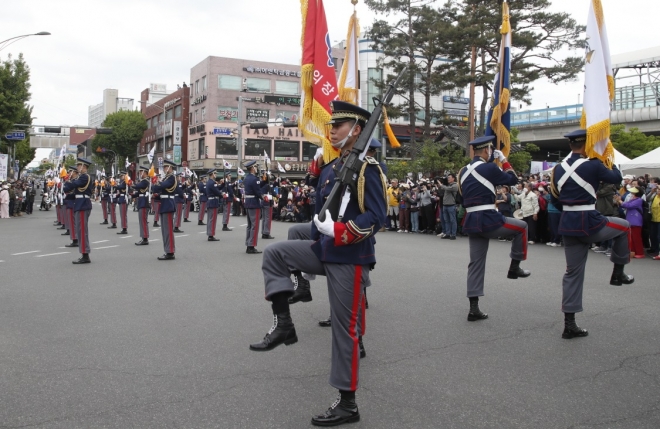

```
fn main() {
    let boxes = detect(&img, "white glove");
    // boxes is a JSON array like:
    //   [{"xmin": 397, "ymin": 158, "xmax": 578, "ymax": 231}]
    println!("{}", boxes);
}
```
[
  {"xmin": 493, "ymin": 149, "xmax": 507, "ymax": 163},
  {"xmin": 314, "ymin": 147, "xmax": 324, "ymax": 161},
  {"xmin": 313, "ymin": 209, "xmax": 335, "ymax": 238}
]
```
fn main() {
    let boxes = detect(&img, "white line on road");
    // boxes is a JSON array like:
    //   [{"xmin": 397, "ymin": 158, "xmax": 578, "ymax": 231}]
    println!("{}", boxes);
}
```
[
  {"xmin": 92, "ymin": 240, "xmax": 109, "ymax": 244},
  {"xmin": 198, "ymin": 231, "xmax": 205, "ymax": 234},
  {"xmin": 240, "ymin": 224, "xmax": 247, "ymax": 227},
  {"xmin": 0, "ymin": 260, "xmax": 4, "ymax": 263},
  {"xmin": 178, "ymin": 234, "xmax": 189, "ymax": 237},
  {"xmin": 153, "ymin": 228, "xmax": 159, "ymax": 231},
  {"xmin": 11, "ymin": 251, "xmax": 40, "ymax": 256},
  {"xmin": 120, "ymin": 236, "xmax": 133, "ymax": 239},
  {"xmin": 151, "ymin": 239, "xmax": 160, "ymax": 242},
  {"xmin": 36, "ymin": 252, "xmax": 70, "ymax": 258},
  {"xmin": 94, "ymin": 245, "xmax": 119, "ymax": 250}
]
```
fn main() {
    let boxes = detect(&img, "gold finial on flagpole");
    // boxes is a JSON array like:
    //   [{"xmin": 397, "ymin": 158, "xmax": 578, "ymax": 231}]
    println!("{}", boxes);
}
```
[{"xmin": 351, "ymin": 0, "xmax": 358, "ymax": 6}]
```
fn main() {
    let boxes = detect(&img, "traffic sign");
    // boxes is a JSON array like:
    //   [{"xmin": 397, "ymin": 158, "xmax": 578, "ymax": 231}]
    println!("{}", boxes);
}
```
[
  {"xmin": 212, "ymin": 127, "xmax": 233, "ymax": 136},
  {"xmin": 5, "ymin": 131, "xmax": 25, "ymax": 140}
]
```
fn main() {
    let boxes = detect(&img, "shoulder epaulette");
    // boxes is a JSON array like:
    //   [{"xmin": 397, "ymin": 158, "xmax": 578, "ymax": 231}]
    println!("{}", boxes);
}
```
[{"xmin": 364, "ymin": 156, "xmax": 379, "ymax": 165}]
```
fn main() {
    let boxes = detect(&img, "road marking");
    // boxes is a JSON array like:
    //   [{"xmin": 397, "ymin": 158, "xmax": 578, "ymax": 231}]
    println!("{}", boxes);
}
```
[
  {"xmin": 178, "ymin": 234, "xmax": 189, "ymax": 237},
  {"xmin": 0, "ymin": 260, "xmax": 4, "ymax": 263},
  {"xmin": 36, "ymin": 252, "xmax": 70, "ymax": 258},
  {"xmin": 151, "ymin": 239, "xmax": 160, "ymax": 242},
  {"xmin": 240, "ymin": 224, "xmax": 247, "ymax": 227},
  {"xmin": 120, "ymin": 235, "xmax": 133, "ymax": 238},
  {"xmin": 92, "ymin": 240, "xmax": 109, "ymax": 244},
  {"xmin": 198, "ymin": 231, "xmax": 205, "ymax": 234},
  {"xmin": 153, "ymin": 228, "xmax": 159, "ymax": 231},
  {"xmin": 11, "ymin": 251, "xmax": 40, "ymax": 256},
  {"xmin": 94, "ymin": 245, "xmax": 119, "ymax": 250}
]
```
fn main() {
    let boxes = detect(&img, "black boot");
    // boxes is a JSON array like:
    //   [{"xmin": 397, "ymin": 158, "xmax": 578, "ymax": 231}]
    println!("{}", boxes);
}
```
[
  {"xmin": 153, "ymin": 221, "xmax": 159, "ymax": 227},
  {"xmin": 222, "ymin": 225, "xmax": 232, "ymax": 231},
  {"xmin": 208, "ymin": 236, "xmax": 219, "ymax": 241},
  {"xmin": 507, "ymin": 259, "xmax": 531, "ymax": 279},
  {"xmin": 135, "ymin": 239, "xmax": 149, "ymax": 245},
  {"xmin": 318, "ymin": 316, "xmax": 332, "ymax": 327},
  {"xmin": 262, "ymin": 234, "xmax": 275, "ymax": 239},
  {"xmin": 173, "ymin": 228, "xmax": 184, "ymax": 233},
  {"xmin": 57, "ymin": 225, "xmax": 66, "ymax": 230},
  {"xmin": 249, "ymin": 312, "xmax": 298, "ymax": 351},
  {"xmin": 198, "ymin": 220, "xmax": 205, "ymax": 225},
  {"xmin": 183, "ymin": 218, "xmax": 191, "ymax": 222},
  {"xmin": 117, "ymin": 228, "xmax": 128, "ymax": 234},
  {"xmin": 64, "ymin": 240, "xmax": 79, "ymax": 248},
  {"xmin": 288, "ymin": 271, "xmax": 312, "ymax": 304},
  {"xmin": 246, "ymin": 246, "xmax": 262, "ymax": 254},
  {"xmin": 610, "ymin": 263, "xmax": 635, "ymax": 286},
  {"xmin": 467, "ymin": 297, "xmax": 488, "ymax": 321},
  {"xmin": 72, "ymin": 253, "xmax": 90, "ymax": 264},
  {"xmin": 157, "ymin": 253, "xmax": 175, "ymax": 260},
  {"xmin": 562, "ymin": 312, "xmax": 588, "ymax": 339},
  {"xmin": 100, "ymin": 220, "xmax": 108, "ymax": 225},
  {"xmin": 311, "ymin": 391, "xmax": 360, "ymax": 427},
  {"xmin": 359, "ymin": 336, "xmax": 366, "ymax": 359},
  {"xmin": 108, "ymin": 223, "xmax": 117, "ymax": 229},
  {"xmin": 61, "ymin": 230, "xmax": 70, "ymax": 235}
]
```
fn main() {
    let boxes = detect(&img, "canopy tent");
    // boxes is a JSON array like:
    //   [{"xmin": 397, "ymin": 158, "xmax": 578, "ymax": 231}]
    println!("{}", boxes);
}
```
[
  {"xmin": 619, "ymin": 146, "xmax": 660, "ymax": 177},
  {"xmin": 542, "ymin": 148, "xmax": 632, "ymax": 176}
]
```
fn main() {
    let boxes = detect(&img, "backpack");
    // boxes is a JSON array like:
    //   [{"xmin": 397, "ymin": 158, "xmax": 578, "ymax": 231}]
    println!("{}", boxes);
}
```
[{"xmin": 454, "ymin": 190, "xmax": 463, "ymax": 207}]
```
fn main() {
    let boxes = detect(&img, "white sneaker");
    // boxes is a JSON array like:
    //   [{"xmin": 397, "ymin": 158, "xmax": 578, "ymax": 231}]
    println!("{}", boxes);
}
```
[
  {"xmin": 437, "ymin": 233, "xmax": 447, "ymax": 238},
  {"xmin": 397, "ymin": 229, "xmax": 403, "ymax": 233},
  {"xmin": 528, "ymin": 241, "xmax": 535, "ymax": 244},
  {"xmin": 546, "ymin": 242, "xmax": 553, "ymax": 246}
]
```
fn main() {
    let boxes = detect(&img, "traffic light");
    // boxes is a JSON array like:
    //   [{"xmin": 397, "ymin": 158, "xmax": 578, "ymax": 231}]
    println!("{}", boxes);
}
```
[
  {"xmin": 96, "ymin": 128, "xmax": 113, "ymax": 134},
  {"xmin": 283, "ymin": 121, "xmax": 298, "ymax": 128},
  {"xmin": 44, "ymin": 127, "xmax": 61, "ymax": 134}
]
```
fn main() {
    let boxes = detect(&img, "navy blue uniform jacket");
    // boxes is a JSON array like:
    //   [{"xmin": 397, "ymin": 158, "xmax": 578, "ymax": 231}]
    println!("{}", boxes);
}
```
[
  {"xmin": 174, "ymin": 181, "xmax": 185, "ymax": 204},
  {"xmin": 132, "ymin": 178, "xmax": 150, "ymax": 210},
  {"xmin": 63, "ymin": 173, "xmax": 93, "ymax": 212},
  {"xmin": 551, "ymin": 153, "xmax": 623, "ymax": 236},
  {"xmin": 152, "ymin": 174, "xmax": 176, "ymax": 213},
  {"xmin": 243, "ymin": 173, "xmax": 263, "ymax": 209},
  {"xmin": 198, "ymin": 181, "xmax": 208, "ymax": 202},
  {"xmin": 206, "ymin": 179, "xmax": 223, "ymax": 208},
  {"xmin": 310, "ymin": 156, "xmax": 387, "ymax": 266},
  {"xmin": 458, "ymin": 156, "xmax": 518, "ymax": 234},
  {"xmin": 116, "ymin": 181, "xmax": 127, "ymax": 204}
]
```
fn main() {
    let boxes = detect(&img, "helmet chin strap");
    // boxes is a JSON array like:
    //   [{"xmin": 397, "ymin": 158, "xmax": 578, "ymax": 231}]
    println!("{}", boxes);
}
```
[{"xmin": 331, "ymin": 121, "xmax": 358, "ymax": 150}]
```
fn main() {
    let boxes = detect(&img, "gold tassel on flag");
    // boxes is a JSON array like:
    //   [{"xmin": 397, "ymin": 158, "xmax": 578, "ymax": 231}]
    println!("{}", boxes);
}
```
[
  {"xmin": 381, "ymin": 106, "xmax": 401, "ymax": 148},
  {"xmin": 148, "ymin": 166, "xmax": 155, "ymax": 178}
]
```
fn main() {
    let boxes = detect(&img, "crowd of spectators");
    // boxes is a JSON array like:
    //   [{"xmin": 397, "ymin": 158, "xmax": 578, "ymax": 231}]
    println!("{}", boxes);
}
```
[{"xmin": 0, "ymin": 180, "xmax": 38, "ymax": 219}]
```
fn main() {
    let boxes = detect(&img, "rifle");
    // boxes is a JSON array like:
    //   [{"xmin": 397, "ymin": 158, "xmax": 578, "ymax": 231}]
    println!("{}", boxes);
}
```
[{"xmin": 318, "ymin": 66, "xmax": 407, "ymax": 222}]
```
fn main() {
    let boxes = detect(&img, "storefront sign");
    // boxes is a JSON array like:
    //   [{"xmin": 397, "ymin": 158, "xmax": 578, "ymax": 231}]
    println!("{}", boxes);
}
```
[
  {"xmin": 191, "ymin": 94, "xmax": 207, "ymax": 106},
  {"xmin": 246, "ymin": 108, "xmax": 269, "ymax": 122},
  {"xmin": 443, "ymin": 96, "xmax": 470, "ymax": 104},
  {"xmin": 164, "ymin": 97, "xmax": 181, "ymax": 109},
  {"xmin": 244, "ymin": 66, "xmax": 302, "ymax": 78},
  {"xmin": 283, "ymin": 162, "xmax": 310, "ymax": 172},
  {"xmin": 218, "ymin": 107, "xmax": 238, "ymax": 122},
  {"xmin": 173, "ymin": 146, "xmax": 181, "ymax": 164},
  {"xmin": 173, "ymin": 121, "xmax": 182, "ymax": 145}
]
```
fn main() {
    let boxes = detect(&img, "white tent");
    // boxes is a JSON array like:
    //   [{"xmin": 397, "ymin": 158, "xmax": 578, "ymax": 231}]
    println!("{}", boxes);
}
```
[
  {"xmin": 620, "ymin": 146, "xmax": 660, "ymax": 177},
  {"xmin": 542, "ymin": 148, "xmax": 632, "ymax": 176}
]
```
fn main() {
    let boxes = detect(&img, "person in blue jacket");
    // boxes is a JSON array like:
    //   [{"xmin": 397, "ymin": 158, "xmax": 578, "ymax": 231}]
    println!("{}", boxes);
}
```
[
  {"xmin": 243, "ymin": 160, "xmax": 264, "ymax": 254},
  {"xmin": 457, "ymin": 135, "xmax": 530, "ymax": 322},
  {"xmin": 205, "ymin": 169, "xmax": 223, "ymax": 242},
  {"xmin": 249, "ymin": 101, "xmax": 387, "ymax": 426},
  {"xmin": 197, "ymin": 175, "xmax": 208, "ymax": 225},
  {"xmin": 62, "ymin": 166, "xmax": 78, "ymax": 245},
  {"xmin": 550, "ymin": 129, "xmax": 634, "ymax": 339},
  {"xmin": 220, "ymin": 173, "xmax": 235, "ymax": 231},
  {"xmin": 152, "ymin": 160, "xmax": 178, "ymax": 260},
  {"xmin": 64, "ymin": 158, "xmax": 94, "ymax": 264},
  {"xmin": 115, "ymin": 171, "xmax": 129, "ymax": 234},
  {"xmin": 132, "ymin": 166, "xmax": 151, "ymax": 245}
]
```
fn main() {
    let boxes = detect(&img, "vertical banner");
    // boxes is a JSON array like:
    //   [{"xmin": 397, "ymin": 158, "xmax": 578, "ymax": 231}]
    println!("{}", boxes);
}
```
[
  {"xmin": 173, "ymin": 146, "xmax": 181, "ymax": 164},
  {"xmin": 0, "ymin": 154, "xmax": 8, "ymax": 181},
  {"xmin": 173, "ymin": 121, "xmax": 182, "ymax": 145}
]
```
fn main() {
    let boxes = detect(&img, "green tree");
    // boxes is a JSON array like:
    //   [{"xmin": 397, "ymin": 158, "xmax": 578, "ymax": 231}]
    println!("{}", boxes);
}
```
[
  {"xmin": 610, "ymin": 125, "xmax": 660, "ymax": 159},
  {"xmin": 90, "ymin": 110, "xmax": 147, "ymax": 170},
  {"xmin": 439, "ymin": 0, "xmax": 585, "ymax": 134},
  {"xmin": 508, "ymin": 142, "xmax": 539, "ymax": 173},
  {"xmin": 365, "ymin": 0, "xmax": 458, "ymax": 158},
  {"xmin": 33, "ymin": 162, "xmax": 54, "ymax": 176},
  {"xmin": 385, "ymin": 159, "xmax": 414, "ymax": 181}
]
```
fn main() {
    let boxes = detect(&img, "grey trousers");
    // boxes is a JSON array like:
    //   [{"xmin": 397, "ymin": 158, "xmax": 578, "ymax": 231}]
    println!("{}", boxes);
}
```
[
  {"xmin": 262, "ymin": 240, "xmax": 367, "ymax": 391},
  {"xmin": 562, "ymin": 216, "xmax": 630, "ymax": 313},
  {"xmin": 222, "ymin": 201, "xmax": 232, "ymax": 226},
  {"xmin": 207, "ymin": 207, "xmax": 218, "ymax": 236},
  {"xmin": 74, "ymin": 209, "xmax": 91, "ymax": 254},
  {"xmin": 288, "ymin": 222, "xmax": 312, "ymax": 240},
  {"xmin": 261, "ymin": 206, "xmax": 273, "ymax": 235},
  {"xmin": 467, "ymin": 217, "xmax": 528, "ymax": 298},
  {"xmin": 161, "ymin": 212, "xmax": 176, "ymax": 254},
  {"xmin": 245, "ymin": 208, "xmax": 260, "ymax": 247},
  {"xmin": 138, "ymin": 207, "xmax": 149, "ymax": 239}
]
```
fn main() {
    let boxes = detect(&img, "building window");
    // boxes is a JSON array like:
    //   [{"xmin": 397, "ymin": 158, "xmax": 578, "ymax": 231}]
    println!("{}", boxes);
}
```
[
  {"xmin": 189, "ymin": 112, "xmax": 193, "ymax": 123},
  {"xmin": 201, "ymin": 107, "xmax": 206, "ymax": 122},
  {"xmin": 302, "ymin": 142, "xmax": 317, "ymax": 161},
  {"xmin": 275, "ymin": 81, "xmax": 299, "ymax": 95},
  {"xmin": 158, "ymin": 112, "xmax": 164, "ymax": 123},
  {"xmin": 146, "ymin": 118, "xmax": 151, "ymax": 128},
  {"xmin": 274, "ymin": 140, "xmax": 299, "ymax": 160},
  {"xmin": 367, "ymin": 68, "xmax": 382, "ymax": 111},
  {"xmin": 202, "ymin": 75, "xmax": 207, "ymax": 91},
  {"xmin": 245, "ymin": 77, "xmax": 270, "ymax": 92},
  {"xmin": 166, "ymin": 136, "xmax": 172, "ymax": 149},
  {"xmin": 174, "ymin": 105, "xmax": 182, "ymax": 118},
  {"xmin": 219, "ymin": 75, "xmax": 242, "ymax": 90},
  {"xmin": 218, "ymin": 106, "xmax": 238, "ymax": 122},
  {"xmin": 216, "ymin": 137, "xmax": 237, "ymax": 156},
  {"xmin": 198, "ymin": 138, "xmax": 205, "ymax": 159},
  {"xmin": 276, "ymin": 111, "xmax": 298, "ymax": 122},
  {"xmin": 195, "ymin": 79, "xmax": 200, "ymax": 95},
  {"xmin": 166, "ymin": 108, "xmax": 173, "ymax": 121},
  {"xmin": 194, "ymin": 110, "xmax": 199, "ymax": 124},
  {"xmin": 245, "ymin": 139, "xmax": 267, "ymax": 157}
]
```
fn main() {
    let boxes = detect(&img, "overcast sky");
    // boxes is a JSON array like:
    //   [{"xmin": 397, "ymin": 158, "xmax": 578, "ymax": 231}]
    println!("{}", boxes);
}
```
[{"xmin": 4, "ymin": 0, "xmax": 658, "ymax": 162}]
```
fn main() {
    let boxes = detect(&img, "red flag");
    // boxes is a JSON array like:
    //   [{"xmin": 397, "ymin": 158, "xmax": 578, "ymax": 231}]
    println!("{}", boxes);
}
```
[{"xmin": 300, "ymin": 0, "xmax": 340, "ymax": 164}]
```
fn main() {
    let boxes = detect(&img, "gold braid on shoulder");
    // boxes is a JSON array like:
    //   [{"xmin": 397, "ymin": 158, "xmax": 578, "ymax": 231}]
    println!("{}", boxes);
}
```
[
  {"xmin": 357, "ymin": 158, "xmax": 387, "ymax": 214},
  {"xmin": 549, "ymin": 166, "xmax": 560, "ymax": 199},
  {"xmin": 165, "ymin": 174, "xmax": 177, "ymax": 193},
  {"xmin": 77, "ymin": 174, "xmax": 91, "ymax": 192}
]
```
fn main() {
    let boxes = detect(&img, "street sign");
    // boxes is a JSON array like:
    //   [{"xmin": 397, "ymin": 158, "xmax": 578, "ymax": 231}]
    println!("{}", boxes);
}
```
[
  {"xmin": 5, "ymin": 131, "xmax": 25, "ymax": 140},
  {"xmin": 158, "ymin": 157, "xmax": 163, "ymax": 167},
  {"xmin": 212, "ymin": 127, "xmax": 233, "ymax": 136}
]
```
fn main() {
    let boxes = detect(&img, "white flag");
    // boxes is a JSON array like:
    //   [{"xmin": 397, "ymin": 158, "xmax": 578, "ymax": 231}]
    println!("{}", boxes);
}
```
[
  {"xmin": 277, "ymin": 162, "xmax": 286, "ymax": 173},
  {"xmin": 223, "ymin": 159, "xmax": 232, "ymax": 169},
  {"xmin": 111, "ymin": 165, "xmax": 115, "ymax": 177},
  {"xmin": 125, "ymin": 157, "xmax": 130, "ymax": 169},
  {"xmin": 581, "ymin": 0, "xmax": 615, "ymax": 166},
  {"xmin": 147, "ymin": 144, "xmax": 156, "ymax": 164},
  {"xmin": 237, "ymin": 168, "xmax": 245, "ymax": 176},
  {"xmin": 338, "ymin": 9, "xmax": 361, "ymax": 106},
  {"xmin": 263, "ymin": 150, "xmax": 271, "ymax": 164},
  {"xmin": 185, "ymin": 167, "xmax": 193, "ymax": 177}
]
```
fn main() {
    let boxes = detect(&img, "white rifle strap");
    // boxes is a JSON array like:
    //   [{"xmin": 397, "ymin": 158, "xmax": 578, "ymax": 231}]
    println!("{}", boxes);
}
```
[
  {"xmin": 557, "ymin": 159, "xmax": 596, "ymax": 198},
  {"xmin": 460, "ymin": 161, "xmax": 496, "ymax": 195}
]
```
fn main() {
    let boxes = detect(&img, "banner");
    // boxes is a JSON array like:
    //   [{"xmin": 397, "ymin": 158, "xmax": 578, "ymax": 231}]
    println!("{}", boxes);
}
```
[
  {"xmin": 338, "ymin": 8, "xmax": 361, "ymax": 106},
  {"xmin": 581, "ymin": 0, "xmax": 615, "ymax": 167},
  {"xmin": 0, "ymin": 154, "xmax": 7, "ymax": 181},
  {"xmin": 299, "ymin": 0, "xmax": 340, "ymax": 164}
]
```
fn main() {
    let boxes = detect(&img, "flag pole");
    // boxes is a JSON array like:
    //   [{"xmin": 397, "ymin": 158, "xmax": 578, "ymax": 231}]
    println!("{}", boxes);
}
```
[{"xmin": 496, "ymin": 1, "xmax": 508, "ymax": 154}]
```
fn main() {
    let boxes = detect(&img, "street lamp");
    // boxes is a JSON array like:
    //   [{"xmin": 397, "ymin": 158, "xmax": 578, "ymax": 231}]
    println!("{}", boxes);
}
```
[{"xmin": 0, "ymin": 32, "xmax": 51, "ymax": 52}]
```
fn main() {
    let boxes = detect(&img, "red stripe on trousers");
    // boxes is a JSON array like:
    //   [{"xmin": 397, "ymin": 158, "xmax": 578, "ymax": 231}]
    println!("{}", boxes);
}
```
[
  {"xmin": 101, "ymin": 200, "xmax": 108, "ymax": 219},
  {"xmin": 142, "ymin": 208, "xmax": 149, "ymax": 238},
  {"xmin": 79, "ymin": 211, "xmax": 86, "ymax": 254},
  {"xmin": 253, "ymin": 209, "xmax": 260, "ymax": 246},
  {"xmin": 199, "ymin": 202, "xmax": 206, "ymax": 220},
  {"xmin": 168, "ymin": 213, "xmax": 175, "ymax": 253},
  {"xmin": 121, "ymin": 204, "xmax": 127, "ymax": 228},
  {"xmin": 69, "ymin": 209, "xmax": 77, "ymax": 240},
  {"xmin": 226, "ymin": 203, "xmax": 231, "ymax": 223},
  {"xmin": 502, "ymin": 222, "xmax": 528, "ymax": 260},
  {"xmin": 154, "ymin": 202, "xmax": 160, "ymax": 221},
  {"xmin": 110, "ymin": 204, "xmax": 116, "ymax": 223},
  {"xmin": 349, "ymin": 265, "xmax": 363, "ymax": 391},
  {"xmin": 607, "ymin": 221, "xmax": 632, "ymax": 261},
  {"xmin": 361, "ymin": 292, "xmax": 366, "ymax": 336},
  {"xmin": 184, "ymin": 201, "xmax": 190, "ymax": 218},
  {"xmin": 211, "ymin": 208, "xmax": 217, "ymax": 236},
  {"xmin": 175, "ymin": 203, "xmax": 182, "ymax": 227}
]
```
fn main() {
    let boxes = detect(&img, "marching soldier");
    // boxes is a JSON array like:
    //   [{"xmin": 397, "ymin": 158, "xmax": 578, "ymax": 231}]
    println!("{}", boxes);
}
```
[
  {"xmin": 249, "ymin": 101, "xmax": 387, "ymax": 425},
  {"xmin": 133, "ymin": 166, "xmax": 151, "ymax": 246},
  {"xmin": 116, "ymin": 171, "xmax": 129, "ymax": 234},
  {"xmin": 261, "ymin": 170, "xmax": 275, "ymax": 240},
  {"xmin": 183, "ymin": 177, "xmax": 193, "ymax": 223},
  {"xmin": 173, "ymin": 173, "xmax": 185, "ymax": 233},
  {"xmin": 152, "ymin": 160, "xmax": 178, "ymax": 260},
  {"xmin": 107, "ymin": 176, "xmax": 118, "ymax": 229},
  {"xmin": 197, "ymin": 174, "xmax": 208, "ymax": 225},
  {"xmin": 62, "ymin": 167, "xmax": 78, "ymax": 245},
  {"xmin": 458, "ymin": 135, "xmax": 531, "ymax": 322},
  {"xmin": 221, "ymin": 173, "xmax": 234, "ymax": 231},
  {"xmin": 243, "ymin": 160, "xmax": 264, "ymax": 254},
  {"xmin": 64, "ymin": 158, "xmax": 93, "ymax": 264},
  {"xmin": 98, "ymin": 174, "xmax": 110, "ymax": 224},
  {"xmin": 205, "ymin": 169, "xmax": 222, "ymax": 242},
  {"xmin": 56, "ymin": 179, "xmax": 65, "ymax": 229},
  {"xmin": 550, "ymin": 129, "xmax": 634, "ymax": 339}
]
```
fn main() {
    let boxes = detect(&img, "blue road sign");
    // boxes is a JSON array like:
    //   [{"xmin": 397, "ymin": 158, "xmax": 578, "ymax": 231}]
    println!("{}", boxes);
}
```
[
  {"xmin": 5, "ymin": 131, "xmax": 26, "ymax": 140},
  {"xmin": 212, "ymin": 127, "xmax": 233, "ymax": 136}
]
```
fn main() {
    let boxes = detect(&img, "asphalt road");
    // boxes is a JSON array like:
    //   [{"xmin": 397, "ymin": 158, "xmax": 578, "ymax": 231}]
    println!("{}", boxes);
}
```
[{"xmin": 1, "ymin": 205, "xmax": 659, "ymax": 429}]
